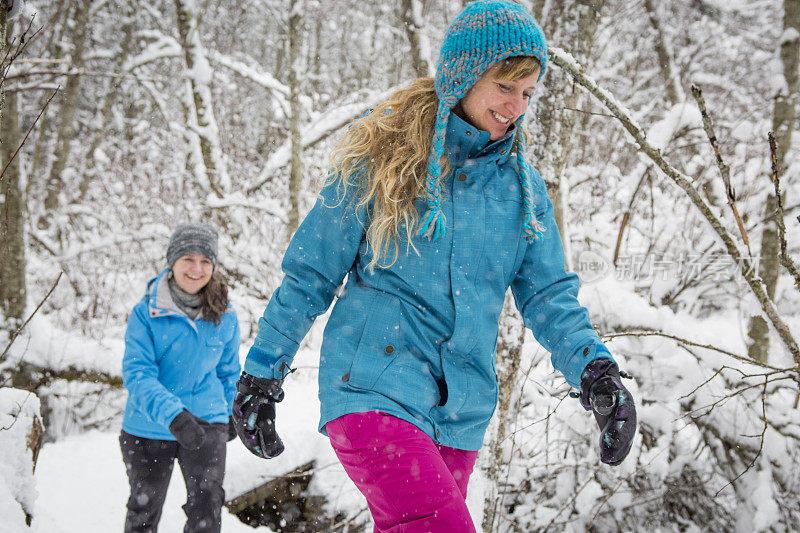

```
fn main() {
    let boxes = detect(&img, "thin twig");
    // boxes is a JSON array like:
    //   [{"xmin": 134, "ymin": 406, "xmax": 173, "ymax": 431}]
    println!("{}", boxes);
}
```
[
  {"xmin": 545, "ymin": 464, "xmax": 603, "ymax": 530},
  {"xmin": 3, "ymin": 69, "xmax": 163, "ymax": 82},
  {"xmin": 614, "ymin": 166, "xmax": 651, "ymax": 265},
  {"xmin": 678, "ymin": 367, "xmax": 791, "ymax": 408},
  {"xmin": 601, "ymin": 328, "xmax": 781, "ymax": 369},
  {"xmin": 585, "ymin": 449, "xmax": 667, "ymax": 531},
  {"xmin": 0, "ymin": 15, "xmax": 42, "ymax": 85},
  {"xmin": 560, "ymin": 106, "xmax": 616, "ymax": 119},
  {"xmin": 0, "ymin": 393, "xmax": 34, "ymax": 431},
  {"xmin": 501, "ymin": 391, "xmax": 569, "ymax": 442},
  {"xmin": 712, "ymin": 377, "xmax": 769, "ymax": 497},
  {"xmin": 329, "ymin": 506, "xmax": 369, "ymax": 531},
  {"xmin": 691, "ymin": 84, "xmax": 750, "ymax": 255},
  {"xmin": 0, "ymin": 273, "xmax": 62, "ymax": 363},
  {"xmin": 0, "ymin": 87, "xmax": 59, "ymax": 184}
]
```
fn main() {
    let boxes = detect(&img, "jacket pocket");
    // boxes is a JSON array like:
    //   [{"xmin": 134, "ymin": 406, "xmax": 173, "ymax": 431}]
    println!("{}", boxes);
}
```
[
  {"xmin": 348, "ymin": 291, "xmax": 400, "ymax": 390},
  {"xmin": 206, "ymin": 336, "xmax": 224, "ymax": 355},
  {"xmin": 430, "ymin": 353, "xmax": 470, "ymax": 422},
  {"xmin": 201, "ymin": 336, "xmax": 225, "ymax": 376}
]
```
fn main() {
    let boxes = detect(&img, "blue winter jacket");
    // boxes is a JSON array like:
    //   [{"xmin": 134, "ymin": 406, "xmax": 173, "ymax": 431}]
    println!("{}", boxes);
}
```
[
  {"xmin": 244, "ymin": 113, "xmax": 613, "ymax": 450},
  {"xmin": 122, "ymin": 269, "xmax": 241, "ymax": 440}
]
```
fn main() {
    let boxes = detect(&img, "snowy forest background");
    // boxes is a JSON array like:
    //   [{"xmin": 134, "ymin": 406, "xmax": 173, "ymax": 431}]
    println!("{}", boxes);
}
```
[{"xmin": 1, "ymin": 0, "xmax": 799, "ymax": 531}]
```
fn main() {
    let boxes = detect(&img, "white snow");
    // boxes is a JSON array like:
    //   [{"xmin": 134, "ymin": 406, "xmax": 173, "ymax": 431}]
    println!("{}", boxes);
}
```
[
  {"xmin": 647, "ymin": 103, "xmax": 703, "ymax": 151},
  {"xmin": 0, "ymin": 389, "xmax": 41, "ymax": 533}
]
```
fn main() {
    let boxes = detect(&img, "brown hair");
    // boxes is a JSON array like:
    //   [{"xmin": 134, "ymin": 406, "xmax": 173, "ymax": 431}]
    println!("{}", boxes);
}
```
[
  {"xmin": 199, "ymin": 271, "xmax": 229, "ymax": 326},
  {"xmin": 328, "ymin": 55, "xmax": 541, "ymax": 271}
]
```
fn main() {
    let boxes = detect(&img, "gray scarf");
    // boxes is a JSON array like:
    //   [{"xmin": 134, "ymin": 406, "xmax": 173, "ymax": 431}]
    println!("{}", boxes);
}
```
[{"xmin": 167, "ymin": 274, "xmax": 202, "ymax": 320}]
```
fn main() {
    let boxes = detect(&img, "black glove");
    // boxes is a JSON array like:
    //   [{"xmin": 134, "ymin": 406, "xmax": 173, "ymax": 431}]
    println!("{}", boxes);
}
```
[
  {"xmin": 231, "ymin": 372, "xmax": 285, "ymax": 458},
  {"xmin": 169, "ymin": 410, "xmax": 209, "ymax": 450},
  {"xmin": 227, "ymin": 416, "xmax": 237, "ymax": 442},
  {"xmin": 579, "ymin": 358, "xmax": 637, "ymax": 466}
]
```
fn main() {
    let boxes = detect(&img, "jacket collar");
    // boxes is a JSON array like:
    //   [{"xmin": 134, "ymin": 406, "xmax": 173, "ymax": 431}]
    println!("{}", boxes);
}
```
[
  {"xmin": 444, "ymin": 112, "xmax": 516, "ymax": 169},
  {"xmin": 145, "ymin": 268, "xmax": 232, "ymax": 323},
  {"xmin": 146, "ymin": 268, "xmax": 187, "ymax": 320}
]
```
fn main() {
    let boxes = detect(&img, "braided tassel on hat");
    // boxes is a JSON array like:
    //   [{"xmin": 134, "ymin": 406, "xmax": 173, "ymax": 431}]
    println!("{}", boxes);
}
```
[
  {"xmin": 417, "ymin": 103, "xmax": 450, "ymax": 241},
  {"xmin": 514, "ymin": 127, "xmax": 546, "ymax": 240}
]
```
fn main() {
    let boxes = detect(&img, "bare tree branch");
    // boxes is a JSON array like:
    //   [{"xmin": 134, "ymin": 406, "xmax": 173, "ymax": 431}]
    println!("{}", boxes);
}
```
[
  {"xmin": 0, "ymin": 273, "xmax": 61, "ymax": 364},
  {"xmin": 549, "ymin": 47, "xmax": 800, "ymax": 367},
  {"xmin": 0, "ymin": 87, "xmax": 58, "ymax": 184},
  {"xmin": 691, "ymin": 84, "xmax": 750, "ymax": 255}
]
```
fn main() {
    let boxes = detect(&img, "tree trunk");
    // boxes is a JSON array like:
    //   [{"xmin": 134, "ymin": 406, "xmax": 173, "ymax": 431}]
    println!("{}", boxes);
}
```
[
  {"xmin": 42, "ymin": 0, "xmax": 92, "ymax": 221},
  {"xmin": 0, "ymin": 3, "xmax": 27, "ymax": 328},
  {"xmin": 531, "ymin": 0, "xmax": 604, "ymax": 261},
  {"xmin": 400, "ymin": 0, "xmax": 432, "ymax": 78},
  {"xmin": 79, "ymin": 2, "xmax": 136, "ymax": 200},
  {"xmin": 287, "ymin": 0, "xmax": 303, "ymax": 238},
  {"xmin": 643, "ymin": 0, "xmax": 683, "ymax": 106},
  {"xmin": 479, "ymin": 4, "xmax": 606, "ymax": 527},
  {"xmin": 482, "ymin": 292, "xmax": 525, "ymax": 532},
  {"xmin": 747, "ymin": 0, "xmax": 799, "ymax": 363},
  {"xmin": 28, "ymin": 0, "xmax": 70, "ymax": 193},
  {"xmin": 174, "ymin": 0, "xmax": 228, "ymax": 198}
]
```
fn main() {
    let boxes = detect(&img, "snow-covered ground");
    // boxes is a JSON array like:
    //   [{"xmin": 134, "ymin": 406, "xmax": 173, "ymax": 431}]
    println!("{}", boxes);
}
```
[
  {"xmin": 29, "ymin": 361, "xmax": 487, "ymax": 532},
  {"xmin": 34, "ymin": 430, "xmax": 257, "ymax": 532},
  {"xmin": 27, "ymin": 342, "xmax": 362, "ymax": 532},
  {"xmin": 32, "ymin": 430, "xmax": 488, "ymax": 532}
]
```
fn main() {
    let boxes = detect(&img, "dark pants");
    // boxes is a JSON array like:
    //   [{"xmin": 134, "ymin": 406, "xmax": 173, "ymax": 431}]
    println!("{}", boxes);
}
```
[{"xmin": 119, "ymin": 425, "xmax": 227, "ymax": 533}]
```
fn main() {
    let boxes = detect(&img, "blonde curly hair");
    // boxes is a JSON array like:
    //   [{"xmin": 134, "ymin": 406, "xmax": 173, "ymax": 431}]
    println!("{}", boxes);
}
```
[{"xmin": 328, "ymin": 56, "xmax": 541, "ymax": 271}]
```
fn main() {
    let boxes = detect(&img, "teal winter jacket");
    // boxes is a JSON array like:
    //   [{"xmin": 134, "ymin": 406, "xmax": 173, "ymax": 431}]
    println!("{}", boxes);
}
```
[
  {"xmin": 244, "ymin": 113, "xmax": 613, "ymax": 450},
  {"xmin": 122, "ymin": 269, "xmax": 241, "ymax": 440}
]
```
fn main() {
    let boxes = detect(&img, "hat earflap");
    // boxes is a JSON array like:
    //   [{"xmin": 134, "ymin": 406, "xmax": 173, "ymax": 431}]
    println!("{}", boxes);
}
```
[
  {"xmin": 514, "ymin": 123, "xmax": 545, "ymax": 241},
  {"xmin": 417, "ymin": 103, "xmax": 450, "ymax": 241}
]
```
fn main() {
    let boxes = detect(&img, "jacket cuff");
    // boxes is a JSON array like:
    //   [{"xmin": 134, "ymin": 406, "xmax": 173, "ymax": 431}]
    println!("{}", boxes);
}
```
[
  {"xmin": 562, "ymin": 342, "xmax": 615, "ymax": 389},
  {"xmin": 243, "ymin": 345, "xmax": 294, "ymax": 380},
  {"xmin": 162, "ymin": 403, "xmax": 187, "ymax": 430}
]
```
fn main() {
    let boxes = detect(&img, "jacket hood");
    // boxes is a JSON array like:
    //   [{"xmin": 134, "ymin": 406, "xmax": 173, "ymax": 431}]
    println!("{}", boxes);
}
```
[{"xmin": 146, "ymin": 268, "xmax": 183, "ymax": 319}]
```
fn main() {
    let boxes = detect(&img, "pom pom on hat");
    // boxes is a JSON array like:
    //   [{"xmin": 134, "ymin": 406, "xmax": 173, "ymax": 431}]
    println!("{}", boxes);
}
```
[{"xmin": 419, "ymin": 0, "xmax": 548, "ymax": 241}]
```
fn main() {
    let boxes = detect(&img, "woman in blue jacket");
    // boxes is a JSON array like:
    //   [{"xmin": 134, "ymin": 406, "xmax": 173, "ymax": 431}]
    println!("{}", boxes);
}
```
[
  {"xmin": 120, "ymin": 223, "xmax": 240, "ymax": 533},
  {"xmin": 233, "ymin": 2, "xmax": 637, "ymax": 531}
]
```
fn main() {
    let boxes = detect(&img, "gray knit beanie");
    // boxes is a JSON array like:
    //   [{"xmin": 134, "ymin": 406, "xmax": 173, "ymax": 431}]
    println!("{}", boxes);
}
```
[{"xmin": 166, "ymin": 222, "xmax": 218, "ymax": 267}]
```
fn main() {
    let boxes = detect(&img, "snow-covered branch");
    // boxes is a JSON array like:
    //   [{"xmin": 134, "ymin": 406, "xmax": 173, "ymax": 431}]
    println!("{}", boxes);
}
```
[
  {"xmin": 123, "ymin": 33, "xmax": 181, "ymax": 72},
  {"xmin": 207, "ymin": 50, "xmax": 291, "ymax": 110},
  {"xmin": 206, "ymin": 192, "xmax": 288, "ymax": 224},
  {"xmin": 246, "ymin": 86, "xmax": 399, "ymax": 194},
  {"xmin": 549, "ymin": 46, "xmax": 800, "ymax": 366},
  {"xmin": 125, "ymin": 34, "xmax": 295, "ymax": 116},
  {"xmin": 174, "ymin": 0, "xmax": 229, "ymax": 195}
]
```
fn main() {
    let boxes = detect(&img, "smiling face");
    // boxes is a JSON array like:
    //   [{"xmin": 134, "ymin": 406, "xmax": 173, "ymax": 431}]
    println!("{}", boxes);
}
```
[
  {"xmin": 454, "ymin": 60, "xmax": 541, "ymax": 141},
  {"xmin": 171, "ymin": 254, "xmax": 213, "ymax": 295}
]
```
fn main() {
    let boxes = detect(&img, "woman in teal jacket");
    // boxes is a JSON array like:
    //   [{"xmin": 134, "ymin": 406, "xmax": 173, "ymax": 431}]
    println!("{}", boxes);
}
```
[
  {"xmin": 121, "ymin": 223, "xmax": 240, "ymax": 533},
  {"xmin": 233, "ymin": 2, "xmax": 637, "ymax": 531}
]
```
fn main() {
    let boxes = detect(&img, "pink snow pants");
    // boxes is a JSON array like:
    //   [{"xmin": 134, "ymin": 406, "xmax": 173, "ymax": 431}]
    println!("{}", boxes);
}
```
[{"xmin": 326, "ymin": 411, "xmax": 478, "ymax": 533}]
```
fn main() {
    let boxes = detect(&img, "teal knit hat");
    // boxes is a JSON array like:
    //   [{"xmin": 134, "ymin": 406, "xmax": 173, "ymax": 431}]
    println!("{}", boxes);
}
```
[{"xmin": 418, "ymin": 0, "xmax": 549, "ymax": 242}]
